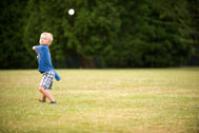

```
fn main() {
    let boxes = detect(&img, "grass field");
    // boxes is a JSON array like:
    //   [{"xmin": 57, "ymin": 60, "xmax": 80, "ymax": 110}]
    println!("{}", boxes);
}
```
[{"xmin": 0, "ymin": 68, "xmax": 199, "ymax": 133}]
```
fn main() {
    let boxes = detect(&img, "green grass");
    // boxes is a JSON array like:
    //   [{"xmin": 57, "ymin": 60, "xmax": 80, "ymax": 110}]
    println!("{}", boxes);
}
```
[{"xmin": 0, "ymin": 68, "xmax": 199, "ymax": 133}]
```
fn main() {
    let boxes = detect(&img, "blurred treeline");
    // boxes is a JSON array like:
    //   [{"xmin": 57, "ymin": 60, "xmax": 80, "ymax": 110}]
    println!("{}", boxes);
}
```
[{"xmin": 0, "ymin": 0, "xmax": 198, "ymax": 68}]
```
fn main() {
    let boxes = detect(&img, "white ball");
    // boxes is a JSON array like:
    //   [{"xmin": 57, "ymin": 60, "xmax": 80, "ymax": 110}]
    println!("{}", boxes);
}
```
[{"xmin": 68, "ymin": 8, "xmax": 75, "ymax": 16}]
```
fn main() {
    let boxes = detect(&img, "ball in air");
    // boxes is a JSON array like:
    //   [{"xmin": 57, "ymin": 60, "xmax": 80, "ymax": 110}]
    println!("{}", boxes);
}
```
[{"xmin": 68, "ymin": 8, "xmax": 75, "ymax": 16}]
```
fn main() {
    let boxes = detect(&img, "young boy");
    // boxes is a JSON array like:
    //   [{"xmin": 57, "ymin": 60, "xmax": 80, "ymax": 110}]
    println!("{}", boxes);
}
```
[{"xmin": 32, "ymin": 32, "xmax": 61, "ymax": 104}]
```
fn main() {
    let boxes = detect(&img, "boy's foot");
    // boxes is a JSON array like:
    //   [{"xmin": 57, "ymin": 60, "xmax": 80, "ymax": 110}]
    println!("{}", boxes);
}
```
[
  {"xmin": 39, "ymin": 99, "xmax": 46, "ymax": 103},
  {"xmin": 50, "ymin": 101, "xmax": 57, "ymax": 104}
]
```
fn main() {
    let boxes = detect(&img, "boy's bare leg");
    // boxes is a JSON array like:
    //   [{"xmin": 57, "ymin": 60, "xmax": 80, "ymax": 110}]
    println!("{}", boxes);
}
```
[
  {"xmin": 45, "ymin": 89, "xmax": 56, "ymax": 102},
  {"xmin": 38, "ymin": 87, "xmax": 47, "ymax": 102},
  {"xmin": 38, "ymin": 87, "xmax": 55, "ymax": 102}
]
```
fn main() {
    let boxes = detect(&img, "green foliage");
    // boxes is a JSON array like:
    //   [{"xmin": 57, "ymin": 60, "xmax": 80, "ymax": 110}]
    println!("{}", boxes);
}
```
[
  {"xmin": 0, "ymin": 0, "xmax": 30, "ymax": 68},
  {"xmin": 0, "ymin": 0, "xmax": 197, "ymax": 68}
]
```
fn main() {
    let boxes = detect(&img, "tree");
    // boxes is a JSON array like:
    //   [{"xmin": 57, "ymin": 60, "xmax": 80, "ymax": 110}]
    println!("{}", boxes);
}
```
[
  {"xmin": 0, "ymin": 0, "xmax": 29, "ymax": 68},
  {"xmin": 0, "ymin": 0, "xmax": 196, "ymax": 68}
]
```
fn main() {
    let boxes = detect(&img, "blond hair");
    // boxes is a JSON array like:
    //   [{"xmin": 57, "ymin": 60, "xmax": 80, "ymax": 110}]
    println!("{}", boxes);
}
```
[{"xmin": 40, "ymin": 32, "xmax": 53, "ymax": 45}]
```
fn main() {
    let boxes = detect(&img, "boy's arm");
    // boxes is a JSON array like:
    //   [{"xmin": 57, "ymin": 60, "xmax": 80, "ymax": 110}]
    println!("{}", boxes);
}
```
[
  {"xmin": 32, "ymin": 45, "xmax": 39, "ymax": 53},
  {"xmin": 32, "ymin": 46, "xmax": 39, "ymax": 54}
]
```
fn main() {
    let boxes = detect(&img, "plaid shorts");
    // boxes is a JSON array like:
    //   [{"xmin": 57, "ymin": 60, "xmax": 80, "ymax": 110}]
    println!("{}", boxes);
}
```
[{"xmin": 40, "ymin": 71, "xmax": 55, "ymax": 90}]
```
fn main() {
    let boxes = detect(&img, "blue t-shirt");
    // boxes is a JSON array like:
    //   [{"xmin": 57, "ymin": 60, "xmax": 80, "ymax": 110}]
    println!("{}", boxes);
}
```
[{"xmin": 34, "ymin": 44, "xmax": 61, "ymax": 81}]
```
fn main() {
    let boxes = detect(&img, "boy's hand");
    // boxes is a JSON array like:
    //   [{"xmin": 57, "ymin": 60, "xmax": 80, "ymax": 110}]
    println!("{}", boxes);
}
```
[{"xmin": 32, "ymin": 46, "xmax": 36, "ymax": 50}]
